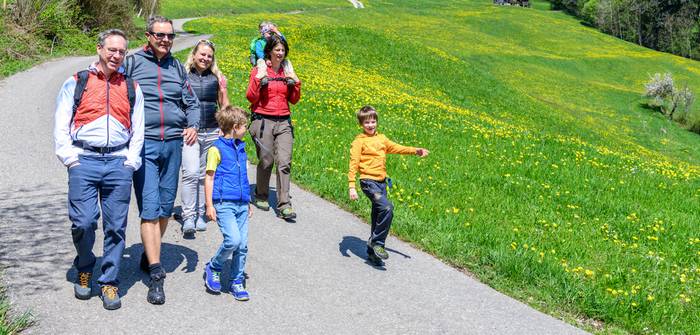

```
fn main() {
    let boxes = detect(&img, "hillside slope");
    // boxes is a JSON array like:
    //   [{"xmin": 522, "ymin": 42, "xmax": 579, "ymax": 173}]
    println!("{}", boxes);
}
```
[{"xmin": 177, "ymin": 0, "xmax": 700, "ymax": 333}]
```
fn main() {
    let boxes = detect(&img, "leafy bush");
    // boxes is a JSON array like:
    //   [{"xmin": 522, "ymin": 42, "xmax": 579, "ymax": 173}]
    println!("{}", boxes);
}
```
[
  {"xmin": 644, "ymin": 72, "xmax": 700, "ymax": 133},
  {"xmin": 77, "ymin": 0, "xmax": 136, "ymax": 35}
]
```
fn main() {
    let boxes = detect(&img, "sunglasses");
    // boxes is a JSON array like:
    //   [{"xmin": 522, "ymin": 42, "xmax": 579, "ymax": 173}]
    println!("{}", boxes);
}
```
[
  {"xmin": 198, "ymin": 39, "xmax": 215, "ymax": 47},
  {"xmin": 149, "ymin": 31, "xmax": 176, "ymax": 40}
]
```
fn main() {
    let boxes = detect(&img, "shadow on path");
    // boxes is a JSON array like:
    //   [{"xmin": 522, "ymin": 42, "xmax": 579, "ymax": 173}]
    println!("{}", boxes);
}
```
[
  {"xmin": 63, "ymin": 242, "xmax": 198, "ymax": 298},
  {"xmin": 0, "ymin": 185, "xmax": 72, "ymax": 294},
  {"xmin": 339, "ymin": 235, "xmax": 412, "ymax": 270}
]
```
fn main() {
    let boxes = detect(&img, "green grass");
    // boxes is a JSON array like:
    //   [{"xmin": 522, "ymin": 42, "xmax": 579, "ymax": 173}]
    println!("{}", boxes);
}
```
[
  {"xmin": 170, "ymin": 0, "xmax": 700, "ymax": 333},
  {"xmin": 161, "ymin": 0, "xmax": 352, "ymax": 18},
  {"xmin": 0, "ymin": 282, "xmax": 32, "ymax": 335}
]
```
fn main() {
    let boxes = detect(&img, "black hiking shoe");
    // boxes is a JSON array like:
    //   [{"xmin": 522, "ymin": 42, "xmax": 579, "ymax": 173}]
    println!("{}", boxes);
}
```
[
  {"xmin": 147, "ymin": 272, "xmax": 166, "ymax": 305},
  {"xmin": 278, "ymin": 207, "xmax": 297, "ymax": 220},
  {"xmin": 367, "ymin": 253, "xmax": 385, "ymax": 266},
  {"xmin": 371, "ymin": 244, "xmax": 389, "ymax": 260}
]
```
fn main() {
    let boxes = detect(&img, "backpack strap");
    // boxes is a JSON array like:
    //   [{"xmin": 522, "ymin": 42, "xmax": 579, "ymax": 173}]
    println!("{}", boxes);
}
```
[
  {"xmin": 125, "ymin": 75, "xmax": 136, "ymax": 120},
  {"xmin": 70, "ymin": 70, "xmax": 90, "ymax": 126},
  {"xmin": 125, "ymin": 54, "xmax": 135, "ymax": 78}
]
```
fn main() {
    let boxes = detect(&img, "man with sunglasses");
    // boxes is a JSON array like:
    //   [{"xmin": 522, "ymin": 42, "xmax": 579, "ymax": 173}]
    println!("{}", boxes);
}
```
[
  {"xmin": 124, "ymin": 16, "xmax": 200, "ymax": 305},
  {"xmin": 54, "ymin": 29, "xmax": 145, "ymax": 310}
]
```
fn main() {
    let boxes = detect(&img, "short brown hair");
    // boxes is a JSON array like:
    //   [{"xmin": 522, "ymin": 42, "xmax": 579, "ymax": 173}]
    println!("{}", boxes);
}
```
[
  {"xmin": 98, "ymin": 29, "xmax": 128, "ymax": 47},
  {"xmin": 147, "ymin": 16, "xmax": 173, "ymax": 32},
  {"xmin": 216, "ymin": 106, "xmax": 249, "ymax": 134},
  {"xmin": 356, "ymin": 105, "xmax": 378, "ymax": 124}
]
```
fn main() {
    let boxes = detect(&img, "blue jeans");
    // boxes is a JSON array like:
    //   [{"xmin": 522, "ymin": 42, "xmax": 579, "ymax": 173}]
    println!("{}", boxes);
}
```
[
  {"xmin": 133, "ymin": 138, "xmax": 183, "ymax": 220},
  {"xmin": 209, "ymin": 201, "xmax": 249, "ymax": 281},
  {"xmin": 359, "ymin": 179, "xmax": 394, "ymax": 250},
  {"xmin": 68, "ymin": 155, "xmax": 133, "ymax": 286}
]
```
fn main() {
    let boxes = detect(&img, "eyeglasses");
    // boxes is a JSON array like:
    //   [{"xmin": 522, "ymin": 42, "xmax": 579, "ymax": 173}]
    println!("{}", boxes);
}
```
[
  {"xmin": 149, "ymin": 31, "xmax": 176, "ymax": 41},
  {"xmin": 103, "ymin": 47, "xmax": 127, "ymax": 57}
]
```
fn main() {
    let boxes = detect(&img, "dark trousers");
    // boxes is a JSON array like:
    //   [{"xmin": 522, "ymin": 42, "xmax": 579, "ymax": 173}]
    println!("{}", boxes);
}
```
[
  {"xmin": 359, "ymin": 179, "xmax": 394, "ymax": 254},
  {"xmin": 68, "ymin": 155, "xmax": 133, "ymax": 286}
]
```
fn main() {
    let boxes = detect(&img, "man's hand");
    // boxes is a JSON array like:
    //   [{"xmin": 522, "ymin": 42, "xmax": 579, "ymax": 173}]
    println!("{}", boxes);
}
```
[
  {"xmin": 349, "ymin": 188, "xmax": 358, "ymax": 200},
  {"xmin": 416, "ymin": 148, "xmax": 430, "ymax": 157},
  {"xmin": 248, "ymin": 203, "xmax": 253, "ymax": 218},
  {"xmin": 206, "ymin": 205, "xmax": 217, "ymax": 222},
  {"xmin": 183, "ymin": 127, "xmax": 197, "ymax": 145}
]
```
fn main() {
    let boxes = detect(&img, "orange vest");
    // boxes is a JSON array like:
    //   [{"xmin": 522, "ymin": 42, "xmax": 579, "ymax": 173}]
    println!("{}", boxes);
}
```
[{"xmin": 73, "ymin": 71, "xmax": 131, "ymax": 130}]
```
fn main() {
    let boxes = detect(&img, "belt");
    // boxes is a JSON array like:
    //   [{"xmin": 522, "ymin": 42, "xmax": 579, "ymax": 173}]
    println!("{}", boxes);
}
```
[
  {"xmin": 252, "ymin": 113, "xmax": 290, "ymax": 121},
  {"xmin": 73, "ymin": 140, "xmax": 128, "ymax": 154}
]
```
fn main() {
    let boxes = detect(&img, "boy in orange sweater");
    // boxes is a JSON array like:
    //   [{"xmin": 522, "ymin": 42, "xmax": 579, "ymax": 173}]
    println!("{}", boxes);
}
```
[{"xmin": 348, "ymin": 105, "xmax": 429, "ymax": 266}]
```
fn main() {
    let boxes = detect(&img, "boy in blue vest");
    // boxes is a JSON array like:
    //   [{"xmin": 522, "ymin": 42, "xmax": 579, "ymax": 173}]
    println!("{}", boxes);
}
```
[{"xmin": 203, "ymin": 106, "xmax": 253, "ymax": 301}]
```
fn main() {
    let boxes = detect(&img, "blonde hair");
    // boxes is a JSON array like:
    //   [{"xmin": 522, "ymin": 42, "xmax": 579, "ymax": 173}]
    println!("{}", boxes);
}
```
[
  {"xmin": 356, "ymin": 105, "xmax": 378, "ymax": 124},
  {"xmin": 184, "ymin": 40, "xmax": 224, "ymax": 82},
  {"xmin": 216, "ymin": 106, "xmax": 249, "ymax": 134}
]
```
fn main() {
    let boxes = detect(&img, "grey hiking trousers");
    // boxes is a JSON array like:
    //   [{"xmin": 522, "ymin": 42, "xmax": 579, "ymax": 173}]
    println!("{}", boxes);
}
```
[{"xmin": 249, "ymin": 115, "xmax": 294, "ymax": 211}]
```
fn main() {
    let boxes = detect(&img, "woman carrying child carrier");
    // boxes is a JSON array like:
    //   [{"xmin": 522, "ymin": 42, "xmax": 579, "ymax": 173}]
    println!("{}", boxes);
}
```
[{"xmin": 246, "ymin": 34, "xmax": 301, "ymax": 220}]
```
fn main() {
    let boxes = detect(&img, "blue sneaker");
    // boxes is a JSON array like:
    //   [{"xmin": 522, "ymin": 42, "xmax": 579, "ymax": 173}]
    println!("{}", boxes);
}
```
[
  {"xmin": 204, "ymin": 263, "xmax": 221, "ymax": 293},
  {"xmin": 230, "ymin": 279, "xmax": 249, "ymax": 301}
]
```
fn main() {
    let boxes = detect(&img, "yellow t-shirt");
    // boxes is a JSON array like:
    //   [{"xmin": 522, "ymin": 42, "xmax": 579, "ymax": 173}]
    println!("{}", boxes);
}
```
[{"xmin": 206, "ymin": 146, "xmax": 221, "ymax": 172}]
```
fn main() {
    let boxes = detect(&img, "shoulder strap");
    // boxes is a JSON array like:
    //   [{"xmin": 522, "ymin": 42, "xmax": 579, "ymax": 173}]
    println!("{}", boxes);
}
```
[
  {"xmin": 125, "ymin": 54, "xmax": 135, "ymax": 78},
  {"xmin": 70, "ymin": 70, "xmax": 90, "ymax": 126},
  {"xmin": 125, "ymin": 75, "xmax": 136, "ymax": 119}
]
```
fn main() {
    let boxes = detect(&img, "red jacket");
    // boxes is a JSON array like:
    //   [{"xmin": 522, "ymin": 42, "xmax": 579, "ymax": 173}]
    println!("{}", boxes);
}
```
[{"xmin": 246, "ymin": 66, "xmax": 301, "ymax": 116}]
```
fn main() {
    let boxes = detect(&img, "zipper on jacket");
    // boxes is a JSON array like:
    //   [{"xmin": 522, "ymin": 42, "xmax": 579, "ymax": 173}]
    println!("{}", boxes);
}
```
[
  {"xmin": 105, "ymin": 73, "xmax": 110, "ymax": 148},
  {"xmin": 234, "ymin": 141, "xmax": 243, "ymax": 200},
  {"xmin": 157, "ymin": 64, "xmax": 164, "ymax": 140}
]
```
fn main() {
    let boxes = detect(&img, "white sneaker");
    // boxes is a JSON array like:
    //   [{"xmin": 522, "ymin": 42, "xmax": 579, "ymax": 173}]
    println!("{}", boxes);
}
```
[
  {"xmin": 182, "ymin": 217, "xmax": 195, "ymax": 234},
  {"xmin": 195, "ymin": 216, "xmax": 207, "ymax": 231}
]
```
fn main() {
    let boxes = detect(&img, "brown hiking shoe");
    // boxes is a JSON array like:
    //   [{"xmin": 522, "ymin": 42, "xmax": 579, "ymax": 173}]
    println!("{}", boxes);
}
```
[
  {"xmin": 101, "ymin": 285, "xmax": 121, "ymax": 310},
  {"xmin": 74, "ymin": 272, "xmax": 92, "ymax": 300}
]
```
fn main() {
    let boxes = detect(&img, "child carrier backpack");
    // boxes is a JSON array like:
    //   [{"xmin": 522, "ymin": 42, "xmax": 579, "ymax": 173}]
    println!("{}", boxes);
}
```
[
  {"xmin": 70, "ymin": 70, "xmax": 136, "ymax": 126},
  {"xmin": 249, "ymin": 37, "xmax": 265, "ymax": 66}
]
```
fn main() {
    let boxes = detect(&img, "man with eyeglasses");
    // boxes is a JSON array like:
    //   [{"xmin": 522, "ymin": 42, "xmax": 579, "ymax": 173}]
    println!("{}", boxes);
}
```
[
  {"xmin": 54, "ymin": 29, "xmax": 145, "ymax": 310},
  {"xmin": 124, "ymin": 16, "xmax": 200, "ymax": 305}
]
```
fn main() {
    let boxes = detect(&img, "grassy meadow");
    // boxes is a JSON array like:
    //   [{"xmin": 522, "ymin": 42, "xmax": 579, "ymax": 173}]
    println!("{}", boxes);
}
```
[{"xmin": 167, "ymin": 0, "xmax": 700, "ymax": 333}]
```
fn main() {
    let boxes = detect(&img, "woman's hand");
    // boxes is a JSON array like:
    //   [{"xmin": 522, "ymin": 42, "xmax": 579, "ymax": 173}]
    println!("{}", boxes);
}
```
[{"xmin": 283, "ymin": 59, "xmax": 299, "ymax": 83}]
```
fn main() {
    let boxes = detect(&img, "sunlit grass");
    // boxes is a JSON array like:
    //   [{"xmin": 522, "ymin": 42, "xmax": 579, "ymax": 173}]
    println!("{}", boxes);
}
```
[
  {"xmin": 171, "ymin": 0, "xmax": 700, "ymax": 333},
  {"xmin": 0, "ymin": 283, "xmax": 32, "ymax": 335}
]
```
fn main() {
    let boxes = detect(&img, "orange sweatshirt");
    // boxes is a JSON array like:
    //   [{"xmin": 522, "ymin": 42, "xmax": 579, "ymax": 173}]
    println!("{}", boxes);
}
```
[{"xmin": 348, "ymin": 132, "xmax": 417, "ymax": 189}]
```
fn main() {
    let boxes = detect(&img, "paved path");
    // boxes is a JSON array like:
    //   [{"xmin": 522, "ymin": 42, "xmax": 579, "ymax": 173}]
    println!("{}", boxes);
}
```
[{"xmin": 0, "ymin": 18, "xmax": 587, "ymax": 335}]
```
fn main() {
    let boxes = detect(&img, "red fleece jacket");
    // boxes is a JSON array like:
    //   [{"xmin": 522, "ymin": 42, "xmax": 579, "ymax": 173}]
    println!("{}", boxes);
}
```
[{"xmin": 246, "ymin": 66, "xmax": 301, "ymax": 116}]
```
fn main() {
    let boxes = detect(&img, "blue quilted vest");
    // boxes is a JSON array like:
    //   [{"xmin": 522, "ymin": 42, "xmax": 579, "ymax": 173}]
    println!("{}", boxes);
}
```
[{"xmin": 212, "ymin": 137, "xmax": 250, "ymax": 202}]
